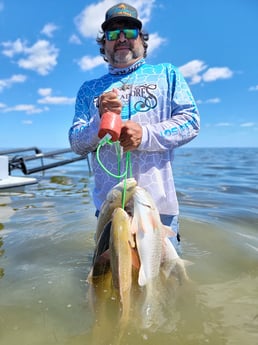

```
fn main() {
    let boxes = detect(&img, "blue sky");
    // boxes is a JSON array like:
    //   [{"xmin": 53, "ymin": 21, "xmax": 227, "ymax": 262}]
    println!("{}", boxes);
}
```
[{"xmin": 0, "ymin": 0, "xmax": 257, "ymax": 149}]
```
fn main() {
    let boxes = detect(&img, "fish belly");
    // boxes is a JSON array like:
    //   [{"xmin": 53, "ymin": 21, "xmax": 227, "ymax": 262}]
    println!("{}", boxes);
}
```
[
  {"xmin": 135, "ymin": 209, "xmax": 163, "ymax": 286},
  {"xmin": 109, "ymin": 207, "xmax": 133, "ymax": 324}
]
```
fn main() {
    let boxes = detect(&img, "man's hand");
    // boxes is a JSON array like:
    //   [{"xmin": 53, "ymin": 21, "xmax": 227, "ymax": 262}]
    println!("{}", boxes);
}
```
[
  {"xmin": 98, "ymin": 89, "xmax": 122, "ymax": 116},
  {"xmin": 119, "ymin": 120, "xmax": 143, "ymax": 152}
]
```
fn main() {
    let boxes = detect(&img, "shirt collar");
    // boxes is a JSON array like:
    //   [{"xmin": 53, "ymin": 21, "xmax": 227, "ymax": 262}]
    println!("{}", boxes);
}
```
[{"xmin": 108, "ymin": 58, "xmax": 145, "ymax": 75}]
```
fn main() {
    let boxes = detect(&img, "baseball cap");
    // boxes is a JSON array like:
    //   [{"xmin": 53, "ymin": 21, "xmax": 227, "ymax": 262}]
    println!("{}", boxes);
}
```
[{"xmin": 101, "ymin": 3, "xmax": 142, "ymax": 31}]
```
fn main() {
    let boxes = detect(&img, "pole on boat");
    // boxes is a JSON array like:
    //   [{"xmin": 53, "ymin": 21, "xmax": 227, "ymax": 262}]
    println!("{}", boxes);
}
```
[{"xmin": 2, "ymin": 147, "xmax": 91, "ymax": 175}]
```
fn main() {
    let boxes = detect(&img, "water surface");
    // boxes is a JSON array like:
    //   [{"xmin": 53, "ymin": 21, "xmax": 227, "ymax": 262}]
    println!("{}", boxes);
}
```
[{"xmin": 0, "ymin": 148, "xmax": 257, "ymax": 345}]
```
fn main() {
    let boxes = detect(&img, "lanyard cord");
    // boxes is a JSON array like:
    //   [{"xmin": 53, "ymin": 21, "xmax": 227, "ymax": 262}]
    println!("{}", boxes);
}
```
[{"xmin": 96, "ymin": 135, "xmax": 133, "ymax": 209}]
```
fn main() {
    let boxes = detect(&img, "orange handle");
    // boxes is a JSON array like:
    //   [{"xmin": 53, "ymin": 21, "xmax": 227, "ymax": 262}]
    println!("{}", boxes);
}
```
[{"xmin": 98, "ymin": 112, "xmax": 122, "ymax": 142}]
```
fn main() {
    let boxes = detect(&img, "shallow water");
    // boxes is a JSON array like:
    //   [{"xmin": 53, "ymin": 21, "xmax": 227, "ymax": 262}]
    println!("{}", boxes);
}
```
[{"xmin": 0, "ymin": 148, "xmax": 257, "ymax": 345}]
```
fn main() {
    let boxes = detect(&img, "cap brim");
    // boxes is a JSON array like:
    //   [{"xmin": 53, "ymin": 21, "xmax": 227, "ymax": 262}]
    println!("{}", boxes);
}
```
[{"xmin": 102, "ymin": 17, "xmax": 142, "ymax": 31}]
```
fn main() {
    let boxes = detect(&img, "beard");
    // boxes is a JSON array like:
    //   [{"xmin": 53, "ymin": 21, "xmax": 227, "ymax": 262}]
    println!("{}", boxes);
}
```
[{"xmin": 105, "ymin": 43, "xmax": 144, "ymax": 66}]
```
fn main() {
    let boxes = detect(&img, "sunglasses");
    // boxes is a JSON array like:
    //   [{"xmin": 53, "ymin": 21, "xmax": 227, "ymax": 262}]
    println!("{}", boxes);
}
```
[{"xmin": 105, "ymin": 28, "xmax": 139, "ymax": 41}]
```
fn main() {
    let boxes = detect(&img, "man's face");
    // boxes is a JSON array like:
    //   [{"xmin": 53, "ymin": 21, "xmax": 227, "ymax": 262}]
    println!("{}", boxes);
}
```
[{"xmin": 104, "ymin": 21, "xmax": 144, "ymax": 68}]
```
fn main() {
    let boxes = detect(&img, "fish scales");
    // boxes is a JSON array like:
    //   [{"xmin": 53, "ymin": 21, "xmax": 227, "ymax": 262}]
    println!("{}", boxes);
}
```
[
  {"xmin": 110, "ymin": 207, "xmax": 133, "ymax": 327},
  {"xmin": 132, "ymin": 186, "xmax": 172, "ymax": 286}
]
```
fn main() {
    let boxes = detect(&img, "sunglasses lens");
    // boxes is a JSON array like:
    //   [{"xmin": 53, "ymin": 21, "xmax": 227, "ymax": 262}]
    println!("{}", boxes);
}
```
[
  {"xmin": 105, "ymin": 29, "xmax": 139, "ymax": 41},
  {"xmin": 124, "ymin": 29, "xmax": 138, "ymax": 39},
  {"xmin": 106, "ymin": 30, "xmax": 120, "ymax": 41}
]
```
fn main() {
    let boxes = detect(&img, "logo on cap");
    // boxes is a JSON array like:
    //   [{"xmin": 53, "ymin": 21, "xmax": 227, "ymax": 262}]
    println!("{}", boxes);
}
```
[{"xmin": 102, "ymin": 3, "xmax": 142, "ymax": 30}]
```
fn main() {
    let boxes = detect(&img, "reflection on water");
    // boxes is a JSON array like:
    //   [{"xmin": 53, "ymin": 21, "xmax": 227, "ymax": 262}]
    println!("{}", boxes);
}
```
[
  {"xmin": 0, "ymin": 149, "xmax": 258, "ymax": 345},
  {"xmin": 0, "ymin": 234, "xmax": 4, "ymax": 278},
  {"xmin": 0, "ymin": 196, "xmax": 16, "ymax": 280}
]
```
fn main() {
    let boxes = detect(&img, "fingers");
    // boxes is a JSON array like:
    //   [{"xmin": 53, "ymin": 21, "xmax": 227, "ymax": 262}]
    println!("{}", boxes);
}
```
[
  {"xmin": 119, "ymin": 121, "xmax": 142, "ymax": 151},
  {"xmin": 99, "ymin": 89, "xmax": 122, "ymax": 116}
]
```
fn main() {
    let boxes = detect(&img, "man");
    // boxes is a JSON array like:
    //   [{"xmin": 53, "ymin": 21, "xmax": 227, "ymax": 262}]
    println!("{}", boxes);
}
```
[{"xmin": 69, "ymin": 3, "xmax": 200, "ymax": 252}]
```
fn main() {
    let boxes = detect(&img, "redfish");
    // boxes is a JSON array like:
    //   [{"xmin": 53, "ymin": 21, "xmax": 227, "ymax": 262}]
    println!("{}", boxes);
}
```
[{"xmin": 95, "ymin": 178, "xmax": 137, "ymax": 244}]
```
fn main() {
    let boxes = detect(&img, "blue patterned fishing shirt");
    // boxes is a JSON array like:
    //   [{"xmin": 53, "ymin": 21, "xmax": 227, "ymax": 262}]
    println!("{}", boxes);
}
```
[{"xmin": 69, "ymin": 58, "xmax": 200, "ymax": 215}]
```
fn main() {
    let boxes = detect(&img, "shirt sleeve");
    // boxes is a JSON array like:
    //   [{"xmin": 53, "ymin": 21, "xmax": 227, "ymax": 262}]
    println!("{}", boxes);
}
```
[
  {"xmin": 138, "ymin": 66, "xmax": 200, "ymax": 152},
  {"xmin": 68, "ymin": 82, "xmax": 100, "ymax": 155}
]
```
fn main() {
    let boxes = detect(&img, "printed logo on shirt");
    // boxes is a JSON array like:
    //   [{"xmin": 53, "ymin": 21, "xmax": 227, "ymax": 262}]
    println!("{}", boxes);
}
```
[{"xmin": 120, "ymin": 83, "xmax": 158, "ymax": 119}]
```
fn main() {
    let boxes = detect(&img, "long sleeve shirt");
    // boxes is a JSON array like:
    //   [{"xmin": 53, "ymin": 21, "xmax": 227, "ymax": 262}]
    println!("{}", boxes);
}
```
[{"xmin": 69, "ymin": 59, "xmax": 200, "ymax": 215}]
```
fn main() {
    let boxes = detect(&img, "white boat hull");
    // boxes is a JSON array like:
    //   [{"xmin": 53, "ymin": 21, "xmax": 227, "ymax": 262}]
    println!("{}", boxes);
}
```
[
  {"xmin": 0, "ymin": 176, "xmax": 37, "ymax": 191},
  {"xmin": 0, "ymin": 155, "xmax": 37, "ymax": 191}
]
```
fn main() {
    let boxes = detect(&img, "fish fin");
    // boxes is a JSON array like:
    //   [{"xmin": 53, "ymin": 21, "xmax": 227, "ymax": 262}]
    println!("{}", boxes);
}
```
[
  {"xmin": 138, "ymin": 266, "xmax": 147, "ymax": 286},
  {"xmin": 181, "ymin": 259, "xmax": 194, "ymax": 266},
  {"xmin": 161, "ymin": 224, "xmax": 176, "ymax": 237},
  {"xmin": 140, "ymin": 211, "xmax": 155, "ymax": 233},
  {"xmin": 86, "ymin": 268, "xmax": 93, "ymax": 284},
  {"xmin": 175, "ymin": 258, "xmax": 192, "ymax": 283},
  {"xmin": 131, "ymin": 247, "xmax": 140, "ymax": 269},
  {"xmin": 149, "ymin": 213, "xmax": 158, "ymax": 230},
  {"xmin": 128, "ymin": 232, "xmax": 135, "ymax": 248},
  {"xmin": 124, "ymin": 213, "xmax": 135, "ymax": 248},
  {"xmin": 130, "ymin": 214, "xmax": 138, "ymax": 234}
]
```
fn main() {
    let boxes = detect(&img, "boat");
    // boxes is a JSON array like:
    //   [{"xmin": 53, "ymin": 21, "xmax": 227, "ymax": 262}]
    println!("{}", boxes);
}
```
[
  {"xmin": 0, "ymin": 174, "xmax": 38, "ymax": 191},
  {"xmin": 0, "ymin": 155, "xmax": 37, "ymax": 191},
  {"xmin": 0, "ymin": 147, "xmax": 90, "ymax": 191}
]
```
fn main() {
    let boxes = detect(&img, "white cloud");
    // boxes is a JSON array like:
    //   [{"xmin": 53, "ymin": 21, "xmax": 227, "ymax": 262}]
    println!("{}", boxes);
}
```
[
  {"xmin": 1, "ymin": 39, "xmax": 59, "ymax": 75},
  {"xmin": 249, "ymin": 85, "xmax": 258, "ymax": 91},
  {"xmin": 197, "ymin": 98, "xmax": 221, "ymax": 105},
  {"xmin": 18, "ymin": 40, "xmax": 59, "ymax": 75},
  {"xmin": 38, "ymin": 96, "xmax": 75, "ymax": 105},
  {"xmin": 1, "ymin": 38, "xmax": 24, "ymax": 57},
  {"xmin": 215, "ymin": 122, "xmax": 232, "ymax": 127},
  {"xmin": 0, "ymin": 87, "xmax": 74, "ymax": 114},
  {"xmin": 147, "ymin": 33, "xmax": 166, "ymax": 55},
  {"xmin": 240, "ymin": 122, "xmax": 255, "ymax": 127},
  {"xmin": 206, "ymin": 98, "xmax": 221, "ymax": 104},
  {"xmin": 37, "ymin": 88, "xmax": 75, "ymax": 105},
  {"xmin": 38, "ymin": 88, "xmax": 52, "ymax": 97},
  {"xmin": 41, "ymin": 23, "xmax": 59, "ymax": 38},
  {"xmin": 202, "ymin": 67, "xmax": 233, "ymax": 82},
  {"xmin": 179, "ymin": 60, "xmax": 207, "ymax": 84},
  {"xmin": 0, "ymin": 74, "xmax": 27, "ymax": 92},
  {"xmin": 2, "ymin": 104, "xmax": 45, "ymax": 114},
  {"xmin": 22, "ymin": 120, "xmax": 33, "ymax": 125},
  {"xmin": 179, "ymin": 59, "xmax": 234, "ymax": 85},
  {"xmin": 74, "ymin": 0, "xmax": 116, "ymax": 38},
  {"xmin": 74, "ymin": 0, "xmax": 155, "ymax": 38},
  {"xmin": 69, "ymin": 34, "xmax": 82, "ymax": 45},
  {"xmin": 77, "ymin": 55, "xmax": 105, "ymax": 71},
  {"xmin": 129, "ymin": 0, "xmax": 155, "ymax": 27}
]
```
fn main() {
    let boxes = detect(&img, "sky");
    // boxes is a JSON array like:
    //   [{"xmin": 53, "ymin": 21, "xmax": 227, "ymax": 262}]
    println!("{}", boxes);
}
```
[{"xmin": 0, "ymin": 0, "xmax": 258, "ymax": 149}]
